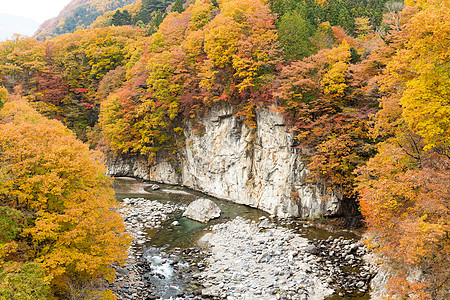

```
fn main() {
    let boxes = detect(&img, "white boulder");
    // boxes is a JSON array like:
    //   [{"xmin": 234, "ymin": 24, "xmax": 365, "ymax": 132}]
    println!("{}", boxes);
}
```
[{"xmin": 183, "ymin": 198, "xmax": 221, "ymax": 223}]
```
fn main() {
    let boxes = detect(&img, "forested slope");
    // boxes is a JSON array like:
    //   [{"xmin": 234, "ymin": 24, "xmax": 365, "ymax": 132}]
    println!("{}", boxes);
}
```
[
  {"xmin": 0, "ymin": 0, "xmax": 448, "ymax": 298},
  {"xmin": 34, "ymin": 0, "xmax": 140, "ymax": 40}
]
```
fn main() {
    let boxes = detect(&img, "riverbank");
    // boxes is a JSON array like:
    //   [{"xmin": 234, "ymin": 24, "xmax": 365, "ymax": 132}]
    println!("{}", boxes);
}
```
[{"xmin": 110, "ymin": 179, "xmax": 376, "ymax": 299}]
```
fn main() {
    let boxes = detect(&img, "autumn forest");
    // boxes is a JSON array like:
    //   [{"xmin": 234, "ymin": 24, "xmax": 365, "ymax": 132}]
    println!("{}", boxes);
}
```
[{"xmin": 0, "ymin": 0, "xmax": 448, "ymax": 299}]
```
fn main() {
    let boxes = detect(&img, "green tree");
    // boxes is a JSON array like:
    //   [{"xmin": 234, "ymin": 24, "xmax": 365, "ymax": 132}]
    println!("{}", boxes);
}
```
[
  {"xmin": 0, "ymin": 262, "xmax": 51, "ymax": 300},
  {"xmin": 172, "ymin": 0, "xmax": 185, "ymax": 13},
  {"xmin": 112, "ymin": 10, "xmax": 132, "ymax": 26},
  {"xmin": 278, "ymin": 10, "xmax": 314, "ymax": 60},
  {"xmin": 0, "ymin": 86, "xmax": 6, "ymax": 109}
]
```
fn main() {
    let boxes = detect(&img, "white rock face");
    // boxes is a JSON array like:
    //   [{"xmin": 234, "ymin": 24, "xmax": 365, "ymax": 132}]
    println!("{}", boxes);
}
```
[
  {"xmin": 107, "ymin": 154, "xmax": 180, "ymax": 184},
  {"xmin": 107, "ymin": 104, "xmax": 347, "ymax": 218},
  {"xmin": 183, "ymin": 198, "xmax": 221, "ymax": 223}
]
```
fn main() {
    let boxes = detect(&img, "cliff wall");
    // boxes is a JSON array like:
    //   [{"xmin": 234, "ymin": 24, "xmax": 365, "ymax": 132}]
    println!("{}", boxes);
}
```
[{"xmin": 107, "ymin": 105, "xmax": 350, "ymax": 218}]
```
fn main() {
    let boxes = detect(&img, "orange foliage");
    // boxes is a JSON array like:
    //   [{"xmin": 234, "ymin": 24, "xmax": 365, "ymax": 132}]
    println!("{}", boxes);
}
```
[
  {"xmin": 357, "ymin": 1, "xmax": 450, "ymax": 298},
  {"xmin": 0, "ymin": 98, "xmax": 130, "ymax": 294}
]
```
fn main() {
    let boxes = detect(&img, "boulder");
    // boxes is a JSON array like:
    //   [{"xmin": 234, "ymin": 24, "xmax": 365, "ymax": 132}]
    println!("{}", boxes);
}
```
[
  {"xmin": 150, "ymin": 184, "xmax": 160, "ymax": 190},
  {"xmin": 183, "ymin": 198, "xmax": 221, "ymax": 223}
]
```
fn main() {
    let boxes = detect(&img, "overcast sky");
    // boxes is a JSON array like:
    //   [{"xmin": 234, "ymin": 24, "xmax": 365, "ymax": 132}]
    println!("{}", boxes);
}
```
[{"xmin": 1, "ymin": 0, "xmax": 72, "ymax": 22}]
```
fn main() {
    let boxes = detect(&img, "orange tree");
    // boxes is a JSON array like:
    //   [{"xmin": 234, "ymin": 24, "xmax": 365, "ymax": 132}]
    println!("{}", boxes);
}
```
[
  {"xmin": 0, "ymin": 96, "xmax": 130, "ymax": 298},
  {"xmin": 356, "ymin": 0, "xmax": 450, "ymax": 298},
  {"xmin": 274, "ymin": 29, "xmax": 379, "ymax": 199}
]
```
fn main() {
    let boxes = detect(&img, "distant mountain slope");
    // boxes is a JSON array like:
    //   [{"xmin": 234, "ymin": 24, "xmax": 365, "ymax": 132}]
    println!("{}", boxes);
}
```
[
  {"xmin": 34, "ymin": 0, "xmax": 139, "ymax": 40},
  {"xmin": 0, "ymin": 14, "xmax": 40, "ymax": 41}
]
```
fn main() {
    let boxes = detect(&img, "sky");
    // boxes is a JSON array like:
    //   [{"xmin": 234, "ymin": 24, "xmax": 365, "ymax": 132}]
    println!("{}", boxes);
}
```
[{"xmin": 1, "ymin": 0, "xmax": 72, "ymax": 23}]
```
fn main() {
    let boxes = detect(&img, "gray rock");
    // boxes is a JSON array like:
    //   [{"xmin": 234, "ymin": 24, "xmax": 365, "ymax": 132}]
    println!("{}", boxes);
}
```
[
  {"xmin": 304, "ymin": 244, "xmax": 319, "ymax": 255},
  {"xmin": 183, "ymin": 198, "xmax": 221, "ymax": 223},
  {"xmin": 150, "ymin": 184, "xmax": 160, "ymax": 190}
]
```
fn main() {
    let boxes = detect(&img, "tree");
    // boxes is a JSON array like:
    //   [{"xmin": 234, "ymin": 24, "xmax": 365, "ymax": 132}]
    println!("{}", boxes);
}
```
[
  {"xmin": 171, "ymin": 0, "xmax": 185, "ymax": 13},
  {"xmin": 0, "ymin": 35, "xmax": 46, "ymax": 90},
  {"xmin": 111, "ymin": 9, "xmax": 132, "ymax": 26},
  {"xmin": 0, "ymin": 262, "xmax": 51, "ymax": 300},
  {"xmin": 275, "ymin": 35, "xmax": 375, "ymax": 198},
  {"xmin": 0, "ymin": 86, "xmax": 6, "ymax": 108},
  {"xmin": 357, "ymin": 0, "xmax": 450, "ymax": 298},
  {"xmin": 0, "ymin": 98, "xmax": 130, "ymax": 296},
  {"xmin": 278, "ymin": 10, "xmax": 314, "ymax": 60}
]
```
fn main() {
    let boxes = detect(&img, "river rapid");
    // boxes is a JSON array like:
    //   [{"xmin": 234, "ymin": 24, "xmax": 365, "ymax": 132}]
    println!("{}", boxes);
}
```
[{"xmin": 110, "ymin": 177, "xmax": 374, "ymax": 300}]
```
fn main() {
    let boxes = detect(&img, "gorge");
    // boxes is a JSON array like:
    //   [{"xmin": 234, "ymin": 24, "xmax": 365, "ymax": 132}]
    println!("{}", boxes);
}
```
[{"xmin": 107, "ymin": 105, "xmax": 357, "ymax": 219}]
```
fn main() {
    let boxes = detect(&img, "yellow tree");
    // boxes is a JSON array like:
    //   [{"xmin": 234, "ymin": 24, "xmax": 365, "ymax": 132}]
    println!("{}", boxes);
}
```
[
  {"xmin": 357, "ymin": 1, "xmax": 450, "ymax": 298},
  {"xmin": 0, "ymin": 35, "xmax": 46, "ymax": 90},
  {"xmin": 0, "ymin": 97, "xmax": 130, "ymax": 297}
]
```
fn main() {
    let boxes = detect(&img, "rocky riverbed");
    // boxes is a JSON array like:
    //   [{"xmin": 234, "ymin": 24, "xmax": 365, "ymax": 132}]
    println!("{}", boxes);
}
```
[
  {"xmin": 110, "ymin": 180, "xmax": 376, "ymax": 300},
  {"xmin": 196, "ymin": 217, "xmax": 373, "ymax": 300},
  {"xmin": 111, "ymin": 197, "xmax": 191, "ymax": 299}
]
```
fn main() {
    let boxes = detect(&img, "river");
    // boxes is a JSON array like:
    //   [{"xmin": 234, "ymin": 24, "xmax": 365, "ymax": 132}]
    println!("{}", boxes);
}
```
[{"xmin": 111, "ymin": 177, "xmax": 373, "ymax": 300}]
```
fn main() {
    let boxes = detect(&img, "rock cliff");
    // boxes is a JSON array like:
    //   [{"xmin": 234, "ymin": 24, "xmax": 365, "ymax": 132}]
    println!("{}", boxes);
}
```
[{"xmin": 107, "ymin": 104, "xmax": 353, "ymax": 218}]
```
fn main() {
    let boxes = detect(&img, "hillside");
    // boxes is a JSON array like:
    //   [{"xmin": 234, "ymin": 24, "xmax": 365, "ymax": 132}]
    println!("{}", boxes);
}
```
[
  {"xmin": 0, "ymin": 0, "xmax": 449, "ymax": 299},
  {"xmin": 0, "ymin": 14, "xmax": 40, "ymax": 41},
  {"xmin": 34, "ymin": 0, "xmax": 139, "ymax": 40}
]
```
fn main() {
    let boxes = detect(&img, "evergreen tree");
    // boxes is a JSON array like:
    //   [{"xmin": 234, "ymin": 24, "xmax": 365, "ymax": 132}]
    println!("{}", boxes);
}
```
[
  {"xmin": 172, "ymin": 0, "xmax": 184, "ymax": 13},
  {"xmin": 112, "ymin": 10, "xmax": 132, "ymax": 26}
]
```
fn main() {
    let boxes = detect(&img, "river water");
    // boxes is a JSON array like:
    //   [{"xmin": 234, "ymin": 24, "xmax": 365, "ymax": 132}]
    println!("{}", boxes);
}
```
[{"xmin": 112, "ymin": 177, "xmax": 371, "ymax": 300}]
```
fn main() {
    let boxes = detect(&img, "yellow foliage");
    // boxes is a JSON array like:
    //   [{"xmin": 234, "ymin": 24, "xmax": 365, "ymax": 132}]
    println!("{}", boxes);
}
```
[
  {"xmin": 321, "ymin": 41, "xmax": 351, "ymax": 97},
  {"xmin": 0, "ymin": 98, "xmax": 130, "ymax": 291},
  {"xmin": 381, "ymin": 0, "xmax": 450, "ymax": 151},
  {"xmin": 204, "ymin": 14, "xmax": 241, "ymax": 68}
]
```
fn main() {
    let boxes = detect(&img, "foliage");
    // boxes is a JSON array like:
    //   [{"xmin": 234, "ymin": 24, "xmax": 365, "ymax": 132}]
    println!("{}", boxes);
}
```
[
  {"xmin": 171, "ymin": 0, "xmax": 185, "ymax": 13},
  {"xmin": 0, "ymin": 35, "xmax": 47, "ymax": 90},
  {"xmin": 135, "ymin": 0, "xmax": 175, "ymax": 24},
  {"xmin": 0, "ymin": 26, "xmax": 144, "ymax": 141},
  {"xmin": 100, "ymin": 0, "xmax": 281, "ymax": 159},
  {"xmin": 275, "ymin": 36, "xmax": 377, "ymax": 198},
  {"xmin": 0, "ymin": 262, "xmax": 51, "ymax": 300},
  {"xmin": 112, "ymin": 9, "xmax": 133, "ymax": 26},
  {"xmin": 269, "ymin": 0, "xmax": 392, "ymax": 60},
  {"xmin": 0, "ymin": 2, "xmax": 448, "ymax": 298},
  {"xmin": 356, "ymin": 0, "xmax": 450, "ymax": 298},
  {"xmin": 0, "ymin": 207, "xmax": 23, "ymax": 244},
  {"xmin": 35, "ymin": 0, "xmax": 140, "ymax": 40},
  {"xmin": 0, "ymin": 98, "xmax": 130, "ymax": 296},
  {"xmin": 0, "ymin": 86, "xmax": 6, "ymax": 108},
  {"xmin": 277, "ymin": 10, "xmax": 314, "ymax": 60},
  {"xmin": 98, "ymin": 66, "xmax": 127, "ymax": 99}
]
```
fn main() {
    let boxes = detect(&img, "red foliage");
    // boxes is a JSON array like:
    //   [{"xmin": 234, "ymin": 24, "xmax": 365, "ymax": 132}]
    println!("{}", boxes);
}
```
[
  {"xmin": 74, "ymin": 88, "xmax": 88, "ymax": 94},
  {"xmin": 36, "ymin": 70, "xmax": 70, "ymax": 105}
]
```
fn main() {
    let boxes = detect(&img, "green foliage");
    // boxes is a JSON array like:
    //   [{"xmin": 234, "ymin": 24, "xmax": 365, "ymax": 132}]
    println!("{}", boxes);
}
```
[
  {"xmin": 0, "ymin": 262, "xmax": 51, "ymax": 300},
  {"xmin": 0, "ymin": 207, "xmax": 23, "ymax": 243},
  {"xmin": 111, "ymin": 9, "xmax": 133, "ymax": 26},
  {"xmin": 135, "ymin": 0, "xmax": 174, "ymax": 24},
  {"xmin": 0, "ymin": 86, "xmax": 6, "ymax": 109},
  {"xmin": 278, "ymin": 10, "xmax": 314, "ymax": 60},
  {"xmin": 171, "ymin": 0, "xmax": 185, "ymax": 13},
  {"xmin": 270, "ymin": 0, "xmax": 392, "ymax": 60}
]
